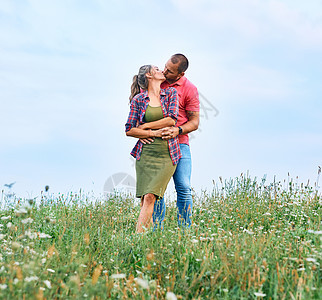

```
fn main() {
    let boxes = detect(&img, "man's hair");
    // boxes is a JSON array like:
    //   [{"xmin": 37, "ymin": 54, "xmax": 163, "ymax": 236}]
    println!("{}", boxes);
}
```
[{"xmin": 171, "ymin": 53, "xmax": 189, "ymax": 73}]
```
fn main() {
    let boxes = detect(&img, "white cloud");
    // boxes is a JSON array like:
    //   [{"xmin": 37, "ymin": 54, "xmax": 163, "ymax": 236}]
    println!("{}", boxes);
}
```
[{"xmin": 170, "ymin": 0, "xmax": 322, "ymax": 48}]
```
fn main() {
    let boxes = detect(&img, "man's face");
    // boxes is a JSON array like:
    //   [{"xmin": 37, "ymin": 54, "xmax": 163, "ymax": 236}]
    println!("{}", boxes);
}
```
[{"xmin": 163, "ymin": 59, "xmax": 182, "ymax": 84}]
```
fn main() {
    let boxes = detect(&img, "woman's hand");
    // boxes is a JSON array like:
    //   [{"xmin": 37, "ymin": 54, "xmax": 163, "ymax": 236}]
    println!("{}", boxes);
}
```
[{"xmin": 139, "ymin": 138, "xmax": 154, "ymax": 144}]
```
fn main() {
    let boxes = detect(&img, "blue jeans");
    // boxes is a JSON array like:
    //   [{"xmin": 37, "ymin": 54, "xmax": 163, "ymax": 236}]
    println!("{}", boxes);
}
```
[{"xmin": 153, "ymin": 144, "xmax": 193, "ymax": 228}]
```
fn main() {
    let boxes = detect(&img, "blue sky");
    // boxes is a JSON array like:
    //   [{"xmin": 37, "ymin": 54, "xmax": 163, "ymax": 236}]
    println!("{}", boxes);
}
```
[{"xmin": 0, "ymin": 0, "xmax": 321, "ymax": 197}]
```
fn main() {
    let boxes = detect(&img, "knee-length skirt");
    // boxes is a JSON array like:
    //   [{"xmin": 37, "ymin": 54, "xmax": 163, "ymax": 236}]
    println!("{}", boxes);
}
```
[{"xmin": 136, "ymin": 138, "xmax": 176, "ymax": 198}]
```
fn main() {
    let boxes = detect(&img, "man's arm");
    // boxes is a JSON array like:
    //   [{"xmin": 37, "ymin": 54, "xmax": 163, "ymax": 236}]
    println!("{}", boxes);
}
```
[
  {"xmin": 161, "ymin": 110, "xmax": 200, "ymax": 140},
  {"xmin": 181, "ymin": 110, "xmax": 200, "ymax": 134}
]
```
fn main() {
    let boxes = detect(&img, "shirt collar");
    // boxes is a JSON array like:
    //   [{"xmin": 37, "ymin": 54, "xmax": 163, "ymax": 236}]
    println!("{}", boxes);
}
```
[
  {"xmin": 169, "ymin": 76, "xmax": 186, "ymax": 87},
  {"xmin": 142, "ymin": 89, "xmax": 166, "ymax": 98},
  {"xmin": 142, "ymin": 90, "xmax": 149, "ymax": 98}
]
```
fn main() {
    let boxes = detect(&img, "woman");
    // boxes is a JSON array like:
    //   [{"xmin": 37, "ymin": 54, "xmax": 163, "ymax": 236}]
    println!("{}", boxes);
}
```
[{"xmin": 125, "ymin": 65, "xmax": 181, "ymax": 233}]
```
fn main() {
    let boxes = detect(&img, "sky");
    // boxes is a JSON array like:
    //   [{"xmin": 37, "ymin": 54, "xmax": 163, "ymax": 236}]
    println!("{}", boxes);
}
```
[{"xmin": 0, "ymin": 0, "xmax": 321, "ymax": 198}]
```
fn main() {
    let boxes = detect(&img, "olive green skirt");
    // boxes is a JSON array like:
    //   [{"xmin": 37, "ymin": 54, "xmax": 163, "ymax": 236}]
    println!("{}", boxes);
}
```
[{"xmin": 136, "ymin": 138, "xmax": 176, "ymax": 198}]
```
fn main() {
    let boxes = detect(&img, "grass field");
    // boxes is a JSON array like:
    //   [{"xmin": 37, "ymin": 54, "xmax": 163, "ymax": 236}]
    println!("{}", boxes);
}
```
[{"xmin": 0, "ymin": 175, "xmax": 321, "ymax": 299}]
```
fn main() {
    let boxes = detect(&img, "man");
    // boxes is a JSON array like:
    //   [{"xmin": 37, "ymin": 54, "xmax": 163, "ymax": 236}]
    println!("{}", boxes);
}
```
[{"xmin": 142, "ymin": 54, "xmax": 200, "ymax": 227}]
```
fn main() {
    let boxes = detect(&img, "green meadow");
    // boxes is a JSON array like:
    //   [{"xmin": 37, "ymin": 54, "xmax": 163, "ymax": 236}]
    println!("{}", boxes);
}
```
[{"xmin": 0, "ymin": 175, "xmax": 321, "ymax": 299}]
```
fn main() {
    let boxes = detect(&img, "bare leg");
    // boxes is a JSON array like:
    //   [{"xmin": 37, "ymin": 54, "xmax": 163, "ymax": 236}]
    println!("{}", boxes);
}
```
[
  {"xmin": 140, "ymin": 196, "xmax": 153, "ymax": 225},
  {"xmin": 136, "ymin": 193, "xmax": 156, "ymax": 233}
]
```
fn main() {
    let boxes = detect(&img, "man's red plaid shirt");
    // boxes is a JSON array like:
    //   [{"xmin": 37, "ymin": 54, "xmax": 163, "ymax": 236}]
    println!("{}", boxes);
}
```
[{"xmin": 125, "ymin": 87, "xmax": 182, "ymax": 165}]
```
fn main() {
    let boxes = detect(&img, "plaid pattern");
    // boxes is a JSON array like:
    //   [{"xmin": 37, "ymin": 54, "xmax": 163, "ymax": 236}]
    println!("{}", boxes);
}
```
[{"xmin": 125, "ymin": 87, "xmax": 182, "ymax": 165}]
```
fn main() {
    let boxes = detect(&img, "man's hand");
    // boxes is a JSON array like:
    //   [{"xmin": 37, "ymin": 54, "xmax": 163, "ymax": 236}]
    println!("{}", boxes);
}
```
[
  {"xmin": 161, "ymin": 126, "xmax": 179, "ymax": 140},
  {"xmin": 138, "ymin": 123, "xmax": 147, "ymax": 130}
]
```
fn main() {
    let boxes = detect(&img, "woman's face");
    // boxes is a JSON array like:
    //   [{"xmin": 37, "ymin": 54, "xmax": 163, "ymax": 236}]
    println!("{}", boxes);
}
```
[{"xmin": 150, "ymin": 66, "xmax": 165, "ymax": 81}]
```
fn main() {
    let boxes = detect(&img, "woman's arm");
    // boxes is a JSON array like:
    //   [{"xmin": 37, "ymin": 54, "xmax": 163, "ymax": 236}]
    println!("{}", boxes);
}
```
[
  {"xmin": 138, "ymin": 117, "xmax": 175, "ymax": 130},
  {"xmin": 125, "ymin": 97, "xmax": 139, "ymax": 133},
  {"xmin": 126, "ymin": 128, "xmax": 163, "ymax": 138}
]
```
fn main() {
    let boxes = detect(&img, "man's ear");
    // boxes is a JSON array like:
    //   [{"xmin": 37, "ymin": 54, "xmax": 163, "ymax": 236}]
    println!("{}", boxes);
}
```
[{"xmin": 177, "ymin": 72, "xmax": 185, "ymax": 80}]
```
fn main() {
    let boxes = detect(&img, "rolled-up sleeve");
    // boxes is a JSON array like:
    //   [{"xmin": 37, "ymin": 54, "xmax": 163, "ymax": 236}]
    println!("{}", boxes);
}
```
[
  {"xmin": 167, "ymin": 88, "xmax": 179, "ymax": 124},
  {"xmin": 125, "ymin": 96, "xmax": 139, "ymax": 132}
]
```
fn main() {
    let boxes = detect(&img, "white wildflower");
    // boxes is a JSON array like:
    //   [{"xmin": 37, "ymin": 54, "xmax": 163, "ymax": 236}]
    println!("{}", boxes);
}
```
[
  {"xmin": 244, "ymin": 229, "xmax": 254, "ymax": 235},
  {"xmin": 41, "ymin": 258, "xmax": 46, "ymax": 264},
  {"xmin": 80, "ymin": 264, "xmax": 87, "ymax": 268},
  {"xmin": 1, "ymin": 216, "xmax": 11, "ymax": 220},
  {"xmin": 0, "ymin": 284, "xmax": 7, "ymax": 290},
  {"xmin": 263, "ymin": 212, "xmax": 271, "ymax": 216},
  {"xmin": 306, "ymin": 258, "xmax": 318, "ymax": 263},
  {"xmin": 308, "ymin": 230, "xmax": 322, "ymax": 235},
  {"xmin": 22, "ymin": 218, "xmax": 33, "ymax": 224},
  {"xmin": 43, "ymin": 280, "xmax": 51, "ymax": 289},
  {"xmin": 166, "ymin": 291, "xmax": 177, "ymax": 300},
  {"xmin": 25, "ymin": 230, "xmax": 37, "ymax": 239},
  {"xmin": 15, "ymin": 206, "xmax": 28, "ymax": 215},
  {"xmin": 196, "ymin": 258, "xmax": 202, "ymax": 262},
  {"xmin": 0, "ymin": 234, "xmax": 6, "ymax": 240},
  {"xmin": 287, "ymin": 258, "xmax": 298, "ymax": 261},
  {"xmin": 47, "ymin": 268, "xmax": 55, "ymax": 273},
  {"xmin": 135, "ymin": 278, "xmax": 149, "ymax": 289},
  {"xmin": 222, "ymin": 289, "xmax": 228, "ymax": 293},
  {"xmin": 25, "ymin": 276, "xmax": 39, "ymax": 282},
  {"xmin": 135, "ymin": 270, "xmax": 142, "ymax": 274},
  {"xmin": 111, "ymin": 273, "xmax": 126, "ymax": 279},
  {"xmin": 13, "ymin": 278, "xmax": 19, "ymax": 285},
  {"xmin": 6, "ymin": 222, "xmax": 13, "ymax": 228},
  {"xmin": 191, "ymin": 239, "xmax": 199, "ymax": 243},
  {"xmin": 254, "ymin": 292, "xmax": 266, "ymax": 297},
  {"xmin": 38, "ymin": 233, "xmax": 52, "ymax": 239}
]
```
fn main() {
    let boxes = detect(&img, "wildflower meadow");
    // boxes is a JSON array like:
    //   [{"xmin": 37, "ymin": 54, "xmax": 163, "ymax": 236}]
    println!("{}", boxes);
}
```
[{"xmin": 0, "ymin": 175, "xmax": 321, "ymax": 299}]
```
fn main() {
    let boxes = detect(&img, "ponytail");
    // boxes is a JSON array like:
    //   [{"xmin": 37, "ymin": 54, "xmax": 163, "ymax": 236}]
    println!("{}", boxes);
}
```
[{"xmin": 129, "ymin": 75, "xmax": 140, "ymax": 102}]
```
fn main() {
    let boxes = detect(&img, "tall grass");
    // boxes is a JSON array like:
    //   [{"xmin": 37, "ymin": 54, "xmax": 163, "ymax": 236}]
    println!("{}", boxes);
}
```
[{"xmin": 0, "ymin": 175, "xmax": 321, "ymax": 299}]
